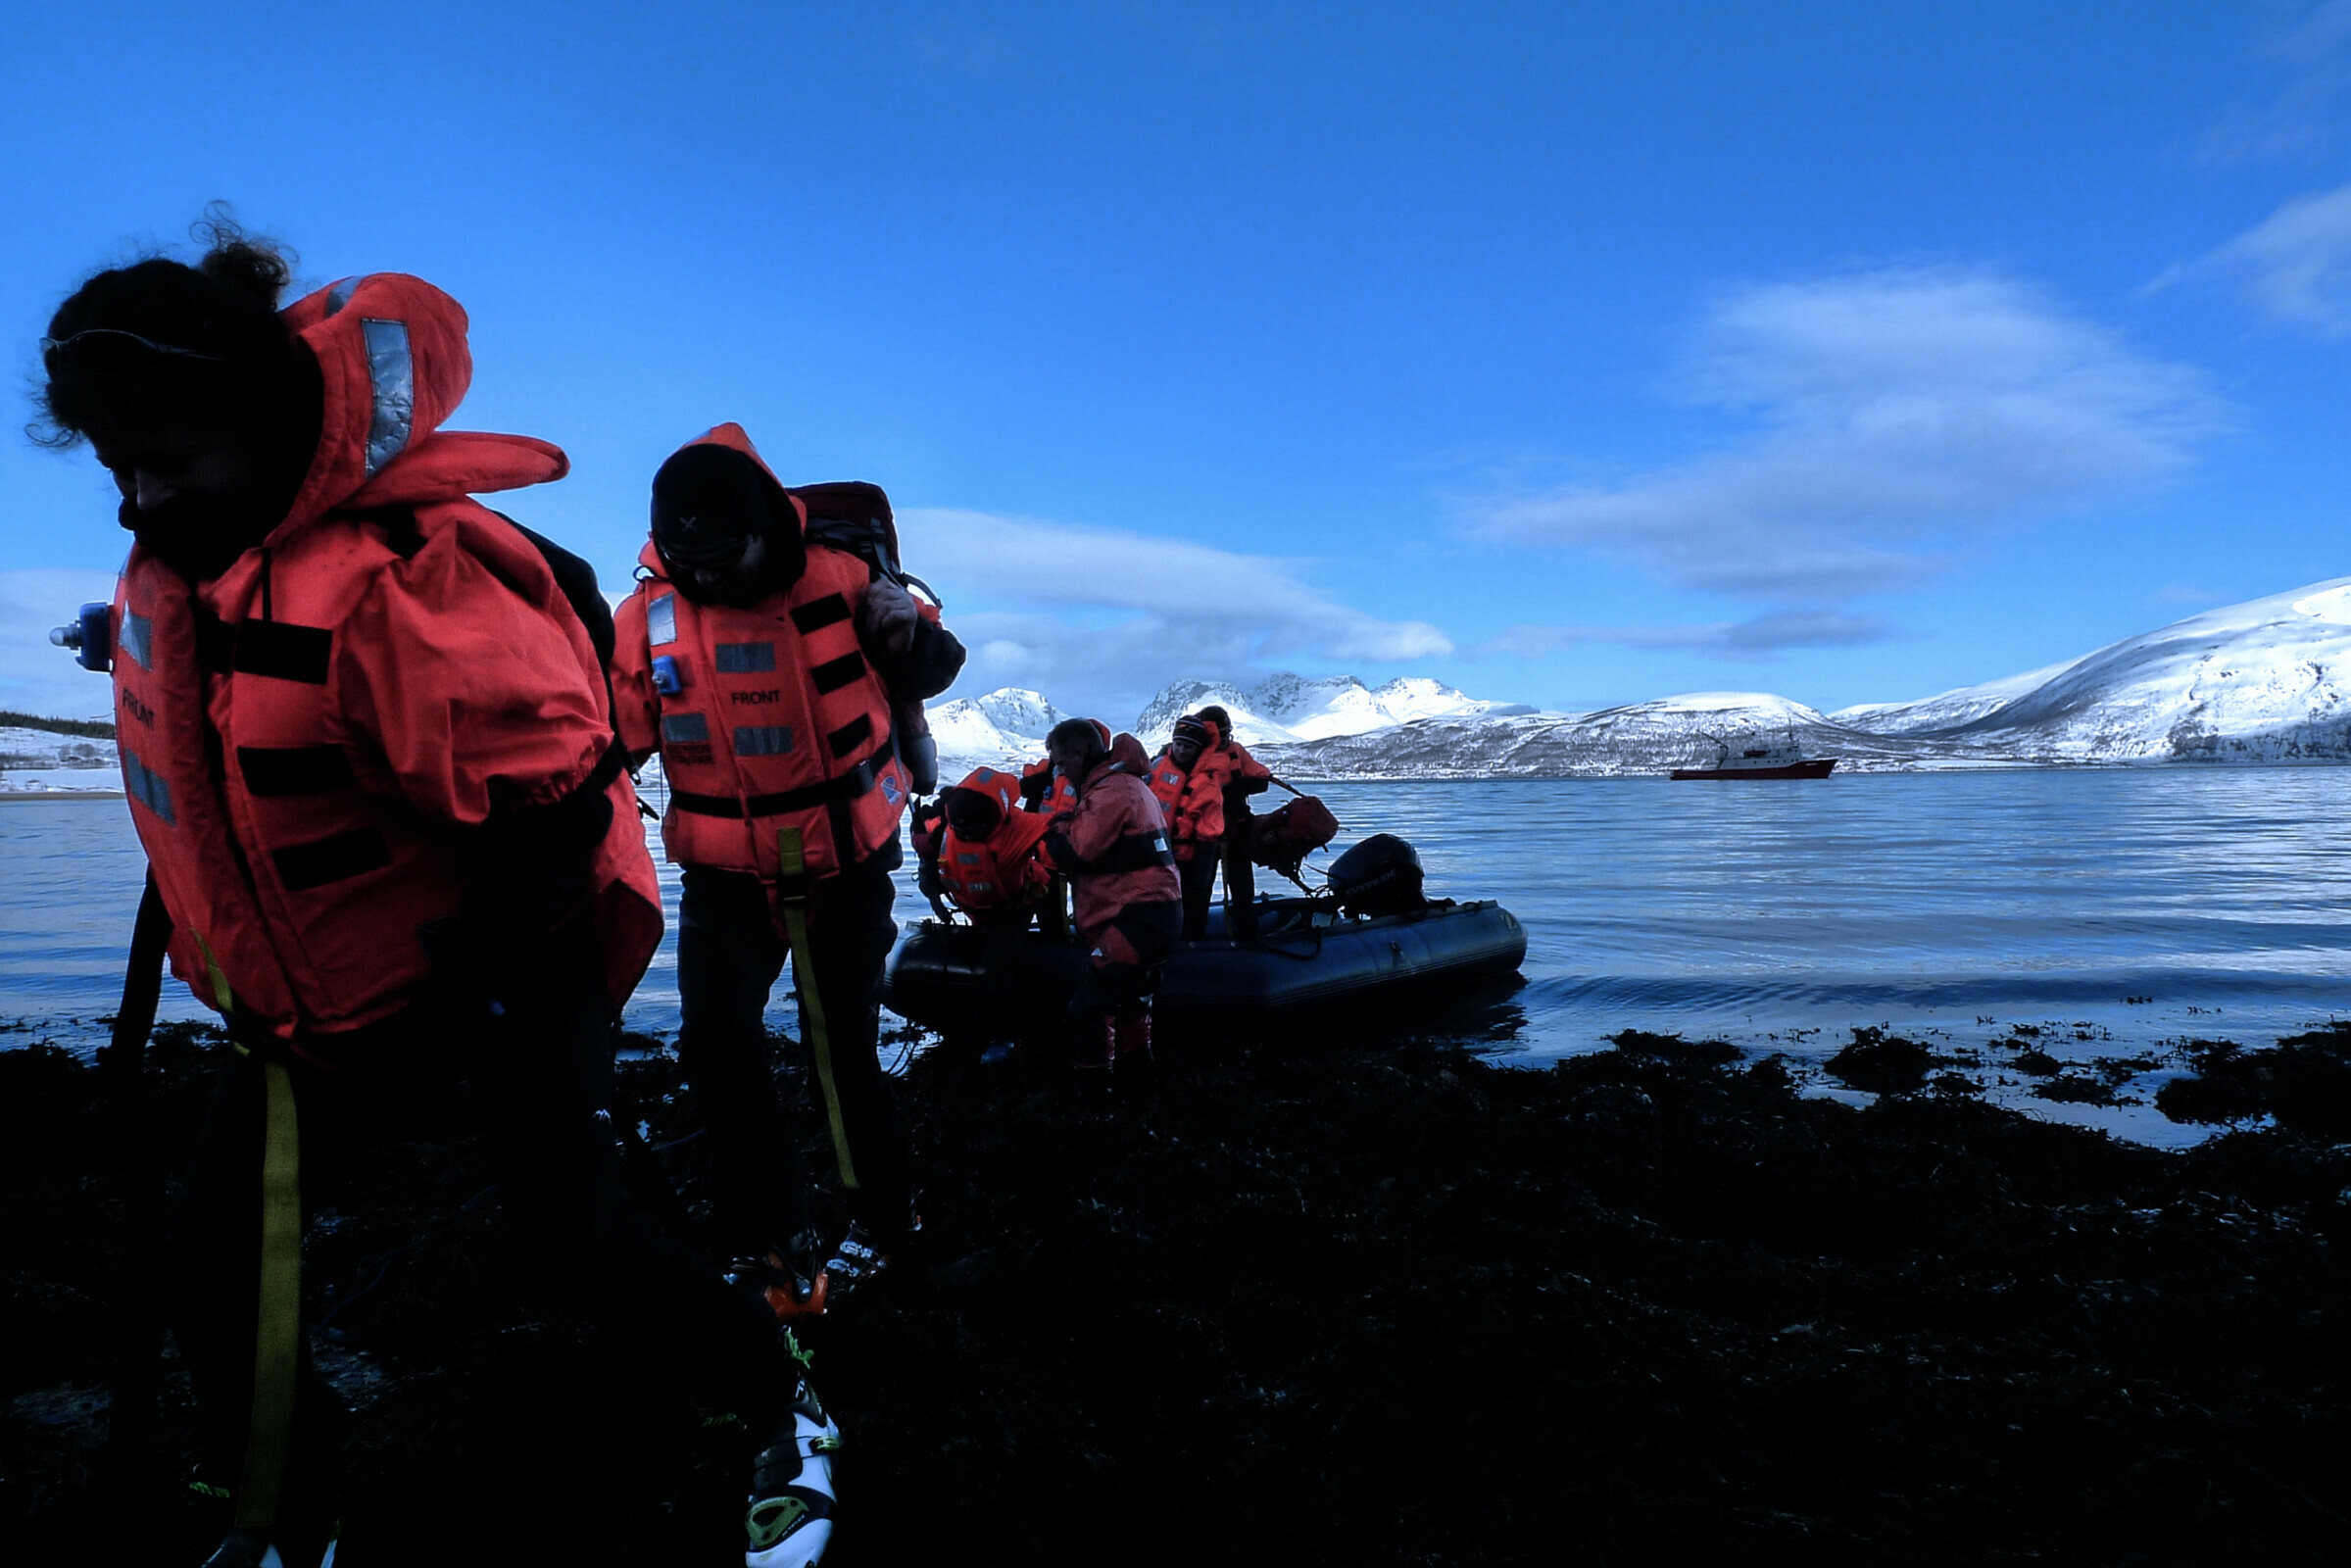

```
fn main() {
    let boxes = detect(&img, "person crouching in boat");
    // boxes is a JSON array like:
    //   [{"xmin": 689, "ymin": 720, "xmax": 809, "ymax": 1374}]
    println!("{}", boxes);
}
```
[
  {"xmin": 1039, "ymin": 718, "xmax": 1181, "ymax": 1082},
  {"xmin": 912, "ymin": 765, "xmax": 1056, "ymax": 1062},
  {"xmin": 1147, "ymin": 708, "xmax": 1273, "ymax": 941}
]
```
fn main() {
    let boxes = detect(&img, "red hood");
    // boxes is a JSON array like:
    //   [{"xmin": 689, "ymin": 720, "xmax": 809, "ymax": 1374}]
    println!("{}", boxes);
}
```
[
  {"xmin": 634, "ymin": 421, "xmax": 808, "ymax": 578},
  {"xmin": 1102, "ymin": 732, "xmax": 1150, "ymax": 777},
  {"xmin": 266, "ymin": 273, "xmax": 567, "ymax": 542}
]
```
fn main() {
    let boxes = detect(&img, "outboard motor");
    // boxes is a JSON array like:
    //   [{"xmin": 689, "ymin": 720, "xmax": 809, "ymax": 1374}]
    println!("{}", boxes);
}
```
[{"xmin": 1325, "ymin": 833, "xmax": 1426, "ymax": 916}]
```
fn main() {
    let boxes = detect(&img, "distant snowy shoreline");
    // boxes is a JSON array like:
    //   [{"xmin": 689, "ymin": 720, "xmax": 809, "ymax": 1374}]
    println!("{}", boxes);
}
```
[{"xmin": 15, "ymin": 575, "xmax": 2351, "ymax": 790}]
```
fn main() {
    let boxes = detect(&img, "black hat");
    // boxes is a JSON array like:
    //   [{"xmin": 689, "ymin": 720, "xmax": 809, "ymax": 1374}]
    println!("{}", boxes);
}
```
[
  {"xmin": 944, "ymin": 787, "xmax": 1004, "ymax": 839},
  {"xmin": 652, "ymin": 444, "xmax": 776, "ymax": 566},
  {"xmin": 1172, "ymin": 715, "xmax": 1212, "ymax": 750}
]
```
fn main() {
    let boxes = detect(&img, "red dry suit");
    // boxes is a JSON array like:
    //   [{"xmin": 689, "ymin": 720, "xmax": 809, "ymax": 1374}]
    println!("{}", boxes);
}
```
[
  {"xmin": 110, "ymin": 272, "xmax": 663, "ymax": 1053},
  {"xmin": 1040, "ymin": 733, "xmax": 1180, "ymax": 949},
  {"xmin": 936, "ymin": 766, "xmax": 1053, "ymax": 913},
  {"xmin": 1147, "ymin": 716, "xmax": 1274, "ymax": 859},
  {"xmin": 610, "ymin": 424, "xmax": 939, "ymax": 906}
]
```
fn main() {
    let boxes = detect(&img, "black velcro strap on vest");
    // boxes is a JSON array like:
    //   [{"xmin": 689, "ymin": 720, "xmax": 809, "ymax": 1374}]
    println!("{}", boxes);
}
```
[
  {"xmin": 791, "ymin": 595, "xmax": 853, "ymax": 634},
  {"xmin": 1097, "ymin": 829, "xmax": 1177, "ymax": 872},
  {"xmin": 827, "ymin": 712, "xmax": 874, "ymax": 759},
  {"xmin": 237, "ymin": 746, "xmax": 358, "ymax": 797},
  {"xmin": 193, "ymin": 609, "xmax": 237, "ymax": 673},
  {"xmin": 809, "ymin": 652, "xmax": 868, "ymax": 695},
  {"xmin": 271, "ymin": 828, "xmax": 392, "ymax": 892},
  {"xmin": 667, "ymin": 740, "xmax": 895, "ymax": 820},
  {"xmin": 234, "ymin": 621, "xmax": 333, "ymax": 685}
]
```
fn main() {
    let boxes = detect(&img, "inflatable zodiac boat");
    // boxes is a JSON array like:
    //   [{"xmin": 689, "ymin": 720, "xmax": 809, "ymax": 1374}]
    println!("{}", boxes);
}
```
[{"xmin": 883, "ymin": 835, "xmax": 1528, "ymax": 1032}]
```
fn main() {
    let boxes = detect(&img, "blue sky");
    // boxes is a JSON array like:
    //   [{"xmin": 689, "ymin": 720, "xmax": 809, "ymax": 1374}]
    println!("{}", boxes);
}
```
[{"xmin": 6, "ymin": 1, "xmax": 2351, "ymax": 727}]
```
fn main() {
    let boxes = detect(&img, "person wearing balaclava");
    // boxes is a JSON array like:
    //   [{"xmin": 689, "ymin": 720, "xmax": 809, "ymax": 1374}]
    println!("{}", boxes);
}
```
[{"xmin": 610, "ymin": 427, "xmax": 961, "ymax": 1299}]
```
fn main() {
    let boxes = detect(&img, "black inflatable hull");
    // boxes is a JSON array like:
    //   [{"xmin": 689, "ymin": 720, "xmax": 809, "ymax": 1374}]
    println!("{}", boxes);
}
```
[{"xmin": 883, "ymin": 899, "xmax": 1528, "ymax": 1033}]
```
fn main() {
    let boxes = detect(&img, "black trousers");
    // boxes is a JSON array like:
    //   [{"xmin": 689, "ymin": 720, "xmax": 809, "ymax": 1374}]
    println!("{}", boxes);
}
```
[
  {"xmin": 1067, "ymin": 903, "xmax": 1182, "ymax": 1021},
  {"xmin": 167, "ymin": 924, "xmax": 789, "ymax": 1538},
  {"xmin": 1178, "ymin": 850, "xmax": 1220, "ymax": 941},
  {"xmin": 674, "ymin": 863, "xmax": 913, "ymax": 1254}
]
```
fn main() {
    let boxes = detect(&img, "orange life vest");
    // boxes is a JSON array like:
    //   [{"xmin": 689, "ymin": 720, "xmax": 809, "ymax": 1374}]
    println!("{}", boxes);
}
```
[
  {"xmin": 612, "ymin": 425, "xmax": 922, "ymax": 889},
  {"xmin": 112, "ymin": 272, "xmax": 662, "ymax": 1050},
  {"xmin": 938, "ymin": 765, "xmax": 1051, "ymax": 911},
  {"xmin": 1147, "ymin": 717, "xmax": 1272, "ymax": 856}
]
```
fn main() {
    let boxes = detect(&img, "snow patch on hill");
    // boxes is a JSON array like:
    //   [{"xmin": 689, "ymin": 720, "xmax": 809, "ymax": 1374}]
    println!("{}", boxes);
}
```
[{"xmin": 0, "ymin": 725, "xmax": 122, "ymax": 793}]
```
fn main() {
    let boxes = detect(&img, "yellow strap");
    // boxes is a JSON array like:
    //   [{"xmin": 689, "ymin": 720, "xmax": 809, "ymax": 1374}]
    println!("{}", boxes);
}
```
[
  {"xmin": 236, "ymin": 1056, "xmax": 302, "ymax": 1530},
  {"xmin": 191, "ymin": 928, "xmax": 234, "ymax": 1013},
  {"xmin": 776, "ymin": 826, "xmax": 858, "ymax": 1190}
]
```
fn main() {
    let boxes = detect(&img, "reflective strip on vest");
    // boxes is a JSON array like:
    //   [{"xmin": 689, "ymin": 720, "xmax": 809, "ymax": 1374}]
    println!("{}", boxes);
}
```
[
  {"xmin": 122, "ymin": 749, "xmax": 174, "ymax": 824},
  {"xmin": 647, "ymin": 594, "xmax": 677, "ymax": 646},
  {"xmin": 661, "ymin": 711, "xmax": 710, "ymax": 744},
  {"xmin": 714, "ymin": 641, "xmax": 776, "ymax": 673},
  {"xmin": 324, "ymin": 275, "xmax": 363, "ymax": 315},
  {"xmin": 119, "ymin": 609, "xmax": 154, "ymax": 671},
  {"xmin": 734, "ymin": 725, "xmax": 795, "ymax": 757},
  {"xmin": 360, "ymin": 318, "xmax": 415, "ymax": 476}
]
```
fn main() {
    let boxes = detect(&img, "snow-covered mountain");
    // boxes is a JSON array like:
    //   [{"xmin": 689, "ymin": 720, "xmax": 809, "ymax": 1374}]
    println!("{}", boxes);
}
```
[
  {"xmin": 1251, "ymin": 692, "xmax": 2021, "ymax": 779},
  {"xmin": 1273, "ymin": 578, "xmax": 2351, "ymax": 777},
  {"xmin": 1931, "ymin": 580, "xmax": 2351, "ymax": 761},
  {"xmin": 1829, "ymin": 659, "xmax": 2084, "ymax": 736},
  {"xmin": 1131, "ymin": 673, "xmax": 1521, "ymax": 748},
  {"xmin": 927, "ymin": 688, "xmax": 1066, "ymax": 772}
]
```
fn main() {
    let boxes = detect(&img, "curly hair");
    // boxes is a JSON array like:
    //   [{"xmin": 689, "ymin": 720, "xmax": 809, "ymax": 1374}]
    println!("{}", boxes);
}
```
[{"xmin": 31, "ymin": 205, "xmax": 305, "ymax": 449}]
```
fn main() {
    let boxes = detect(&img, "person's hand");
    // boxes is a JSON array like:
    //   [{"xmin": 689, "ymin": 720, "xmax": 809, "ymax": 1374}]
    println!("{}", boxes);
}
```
[{"xmin": 859, "ymin": 578, "xmax": 919, "ymax": 656}]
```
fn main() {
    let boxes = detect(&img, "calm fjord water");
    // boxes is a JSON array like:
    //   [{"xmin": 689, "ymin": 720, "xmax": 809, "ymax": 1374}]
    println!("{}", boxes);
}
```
[{"xmin": 7, "ymin": 767, "xmax": 2349, "ymax": 1148}]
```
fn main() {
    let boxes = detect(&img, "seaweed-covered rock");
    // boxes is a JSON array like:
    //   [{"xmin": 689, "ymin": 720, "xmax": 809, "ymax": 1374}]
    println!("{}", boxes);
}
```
[
  {"xmin": 5, "ymin": 1024, "xmax": 2350, "ymax": 1565},
  {"xmin": 2157, "ymin": 1025, "xmax": 2351, "ymax": 1136},
  {"xmin": 1824, "ymin": 1026, "xmax": 1940, "ymax": 1095}
]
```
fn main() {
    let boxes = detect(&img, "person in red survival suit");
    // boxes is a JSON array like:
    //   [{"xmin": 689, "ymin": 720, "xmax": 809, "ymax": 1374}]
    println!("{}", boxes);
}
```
[
  {"xmin": 1038, "ymin": 718, "xmax": 1181, "ymax": 1081},
  {"xmin": 1147, "ymin": 708, "xmax": 1275, "ymax": 940},
  {"xmin": 912, "ymin": 766, "xmax": 1055, "ymax": 1061},
  {"xmin": 610, "ymin": 425, "xmax": 964, "ymax": 1332},
  {"xmin": 925, "ymin": 765, "xmax": 1053, "ymax": 918},
  {"xmin": 38, "ymin": 222, "xmax": 832, "ymax": 1568},
  {"xmin": 1016, "ymin": 717, "xmax": 1106, "ymax": 817}
]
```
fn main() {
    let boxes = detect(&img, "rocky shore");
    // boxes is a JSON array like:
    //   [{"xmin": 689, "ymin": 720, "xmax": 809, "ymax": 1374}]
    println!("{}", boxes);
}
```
[{"xmin": 6, "ymin": 1019, "xmax": 2349, "ymax": 1564}]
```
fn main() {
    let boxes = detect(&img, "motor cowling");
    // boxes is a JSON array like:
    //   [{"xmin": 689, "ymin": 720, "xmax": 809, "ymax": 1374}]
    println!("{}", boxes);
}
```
[{"xmin": 1325, "ymin": 833, "xmax": 1425, "ymax": 915}]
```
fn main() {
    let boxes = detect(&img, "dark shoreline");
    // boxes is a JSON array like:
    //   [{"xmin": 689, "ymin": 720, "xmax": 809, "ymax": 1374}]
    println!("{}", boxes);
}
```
[{"xmin": 6, "ymin": 1022, "xmax": 2349, "ymax": 1565}]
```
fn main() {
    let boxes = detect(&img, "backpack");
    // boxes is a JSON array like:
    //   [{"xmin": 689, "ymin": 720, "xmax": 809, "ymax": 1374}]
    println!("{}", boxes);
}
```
[{"xmin": 787, "ymin": 481, "xmax": 944, "ymax": 795}]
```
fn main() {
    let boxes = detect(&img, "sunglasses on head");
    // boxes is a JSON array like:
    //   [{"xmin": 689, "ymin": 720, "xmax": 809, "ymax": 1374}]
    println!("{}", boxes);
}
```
[{"xmin": 40, "ymin": 328, "xmax": 228, "ymax": 374}]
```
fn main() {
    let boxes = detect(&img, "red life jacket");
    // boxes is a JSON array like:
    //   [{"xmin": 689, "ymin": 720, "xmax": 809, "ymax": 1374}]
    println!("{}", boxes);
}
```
[
  {"xmin": 112, "ymin": 272, "xmax": 662, "ymax": 1051},
  {"xmin": 611, "ymin": 424, "xmax": 928, "ymax": 894},
  {"xmin": 1146, "ymin": 718, "xmax": 1271, "ymax": 857},
  {"xmin": 1145, "ymin": 753, "xmax": 1201, "ymax": 861},
  {"xmin": 935, "ymin": 766, "xmax": 1050, "ymax": 911}
]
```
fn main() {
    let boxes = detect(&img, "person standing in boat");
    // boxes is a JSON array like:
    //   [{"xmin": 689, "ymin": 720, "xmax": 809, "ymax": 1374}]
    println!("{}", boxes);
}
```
[
  {"xmin": 1147, "ymin": 708, "xmax": 1273, "ymax": 940},
  {"xmin": 1039, "ymin": 718, "xmax": 1182, "ymax": 1081},
  {"xmin": 609, "ymin": 425, "xmax": 963, "ymax": 1325},
  {"xmin": 37, "ymin": 222, "xmax": 830, "ymax": 1568}
]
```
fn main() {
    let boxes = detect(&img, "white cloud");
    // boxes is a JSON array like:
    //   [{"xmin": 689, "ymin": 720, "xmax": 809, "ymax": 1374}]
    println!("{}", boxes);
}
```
[
  {"xmin": 2163, "ymin": 179, "xmax": 2351, "ymax": 335},
  {"xmin": 900, "ymin": 510, "xmax": 1452, "ymax": 720},
  {"xmin": 1470, "ymin": 269, "xmax": 2223, "ymax": 602},
  {"xmin": 0, "ymin": 569, "xmax": 122, "ymax": 723},
  {"xmin": 1484, "ymin": 610, "xmax": 1892, "ymax": 662},
  {"xmin": 2199, "ymin": 1, "xmax": 2351, "ymax": 167}
]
